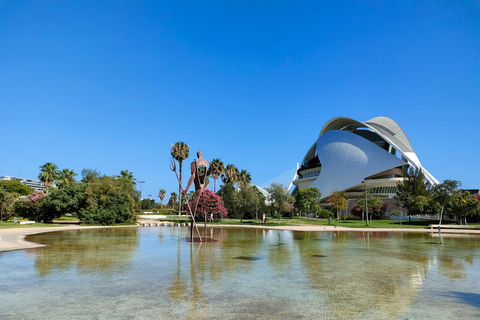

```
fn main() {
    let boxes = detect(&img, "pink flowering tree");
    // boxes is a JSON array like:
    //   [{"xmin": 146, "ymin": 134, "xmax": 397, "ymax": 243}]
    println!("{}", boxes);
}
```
[
  {"xmin": 15, "ymin": 191, "xmax": 46, "ymax": 222},
  {"xmin": 190, "ymin": 189, "xmax": 228, "ymax": 219}
]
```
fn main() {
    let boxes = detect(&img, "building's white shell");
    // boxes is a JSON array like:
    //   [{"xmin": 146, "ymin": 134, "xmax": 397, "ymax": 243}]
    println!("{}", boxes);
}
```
[{"xmin": 293, "ymin": 116, "xmax": 438, "ymax": 200}]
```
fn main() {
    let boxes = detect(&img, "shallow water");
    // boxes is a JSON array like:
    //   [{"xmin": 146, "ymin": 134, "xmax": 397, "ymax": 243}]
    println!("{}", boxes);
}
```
[{"xmin": 1, "ymin": 227, "xmax": 480, "ymax": 319}]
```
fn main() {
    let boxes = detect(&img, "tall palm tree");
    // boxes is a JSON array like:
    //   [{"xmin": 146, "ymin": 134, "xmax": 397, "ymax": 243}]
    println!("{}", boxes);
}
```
[
  {"xmin": 119, "ymin": 170, "xmax": 136, "ymax": 184},
  {"xmin": 171, "ymin": 142, "xmax": 190, "ymax": 215},
  {"xmin": 158, "ymin": 189, "xmax": 166, "ymax": 208},
  {"xmin": 56, "ymin": 168, "xmax": 77, "ymax": 189},
  {"xmin": 221, "ymin": 164, "xmax": 239, "ymax": 187},
  {"xmin": 169, "ymin": 192, "xmax": 178, "ymax": 209},
  {"xmin": 209, "ymin": 158, "xmax": 225, "ymax": 193},
  {"xmin": 39, "ymin": 162, "xmax": 59, "ymax": 191},
  {"xmin": 238, "ymin": 169, "xmax": 252, "ymax": 190}
]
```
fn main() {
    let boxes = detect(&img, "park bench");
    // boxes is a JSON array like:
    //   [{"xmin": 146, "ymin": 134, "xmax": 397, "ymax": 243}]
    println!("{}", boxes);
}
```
[{"xmin": 19, "ymin": 221, "xmax": 35, "ymax": 225}]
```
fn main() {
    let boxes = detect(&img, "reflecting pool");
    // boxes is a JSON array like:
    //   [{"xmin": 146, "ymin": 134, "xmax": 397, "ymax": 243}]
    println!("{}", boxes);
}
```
[{"xmin": 1, "ymin": 227, "xmax": 480, "ymax": 319}]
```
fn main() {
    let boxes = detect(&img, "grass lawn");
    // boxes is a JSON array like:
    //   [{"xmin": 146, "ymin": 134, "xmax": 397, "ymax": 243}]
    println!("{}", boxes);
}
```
[
  {"xmin": 0, "ymin": 221, "xmax": 67, "ymax": 229},
  {"xmin": 207, "ymin": 217, "xmax": 468, "ymax": 229}
]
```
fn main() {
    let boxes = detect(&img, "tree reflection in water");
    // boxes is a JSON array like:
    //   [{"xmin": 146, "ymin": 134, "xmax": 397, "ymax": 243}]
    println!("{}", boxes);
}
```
[
  {"xmin": 19, "ymin": 227, "xmax": 480, "ymax": 319},
  {"xmin": 26, "ymin": 228, "xmax": 139, "ymax": 276}
]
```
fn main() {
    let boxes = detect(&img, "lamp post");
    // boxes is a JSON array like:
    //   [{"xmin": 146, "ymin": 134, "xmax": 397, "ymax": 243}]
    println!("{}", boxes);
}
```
[{"xmin": 363, "ymin": 180, "xmax": 369, "ymax": 226}]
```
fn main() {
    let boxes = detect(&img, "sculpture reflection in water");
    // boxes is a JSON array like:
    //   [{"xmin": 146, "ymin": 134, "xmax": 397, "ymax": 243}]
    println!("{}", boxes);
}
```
[
  {"xmin": 163, "ymin": 227, "xmax": 480, "ymax": 319},
  {"xmin": 170, "ymin": 150, "xmax": 211, "ymax": 242}
]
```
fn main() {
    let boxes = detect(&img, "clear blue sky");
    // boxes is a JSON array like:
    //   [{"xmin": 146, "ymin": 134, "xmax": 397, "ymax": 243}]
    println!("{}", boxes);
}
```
[{"xmin": 1, "ymin": 1, "xmax": 479, "ymax": 200}]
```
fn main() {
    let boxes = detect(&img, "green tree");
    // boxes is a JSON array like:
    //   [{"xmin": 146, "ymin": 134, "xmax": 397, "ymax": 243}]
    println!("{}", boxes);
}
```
[
  {"xmin": 78, "ymin": 176, "xmax": 136, "ymax": 225},
  {"xmin": 158, "ymin": 189, "xmax": 166, "ymax": 207},
  {"xmin": 41, "ymin": 183, "xmax": 87, "ymax": 219},
  {"xmin": 209, "ymin": 158, "xmax": 225, "ymax": 193},
  {"xmin": 449, "ymin": 191, "xmax": 479, "ymax": 224},
  {"xmin": 328, "ymin": 190, "xmax": 347, "ymax": 220},
  {"xmin": 217, "ymin": 184, "xmax": 236, "ymax": 218},
  {"xmin": 268, "ymin": 183, "xmax": 291, "ymax": 223},
  {"xmin": 15, "ymin": 192, "xmax": 47, "ymax": 222},
  {"xmin": 294, "ymin": 187, "xmax": 321, "ymax": 219},
  {"xmin": 432, "ymin": 180, "xmax": 461, "ymax": 224},
  {"xmin": 168, "ymin": 192, "xmax": 178, "ymax": 209},
  {"xmin": 238, "ymin": 169, "xmax": 252, "ymax": 190},
  {"xmin": 221, "ymin": 164, "xmax": 239, "ymax": 187},
  {"xmin": 357, "ymin": 194, "xmax": 384, "ymax": 221},
  {"xmin": 396, "ymin": 168, "xmax": 431, "ymax": 221},
  {"xmin": 0, "ymin": 191, "xmax": 19, "ymax": 221},
  {"xmin": 39, "ymin": 162, "xmax": 59, "ymax": 191},
  {"xmin": 81, "ymin": 168, "xmax": 102, "ymax": 183},
  {"xmin": 119, "ymin": 170, "xmax": 136, "ymax": 184},
  {"xmin": 140, "ymin": 199, "xmax": 155, "ymax": 210},
  {"xmin": 56, "ymin": 168, "xmax": 77, "ymax": 189},
  {"xmin": 0, "ymin": 179, "xmax": 33, "ymax": 195},
  {"xmin": 236, "ymin": 185, "xmax": 265, "ymax": 221},
  {"xmin": 171, "ymin": 142, "xmax": 190, "ymax": 216}
]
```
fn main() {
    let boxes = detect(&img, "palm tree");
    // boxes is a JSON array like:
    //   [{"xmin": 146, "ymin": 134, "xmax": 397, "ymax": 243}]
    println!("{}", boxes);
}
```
[
  {"xmin": 39, "ymin": 162, "xmax": 59, "ymax": 191},
  {"xmin": 209, "ymin": 158, "xmax": 225, "ymax": 193},
  {"xmin": 169, "ymin": 192, "xmax": 178, "ymax": 209},
  {"xmin": 158, "ymin": 189, "xmax": 166, "ymax": 208},
  {"xmin": 221, "ymin": 164, "xmax": 239, "ymax": 187},
  {"xmin": 238, "ymin": 169, "xmax": 252, "ymax": 190},
  {"xmin": 56, "ymin": 168, "xmax": 77, "ymax": 189},
  {"xmin": 171, "ymin": 142, "xmax": 190, "ymax": 215},
  {"xmin": 119, "ymin": 170, "xmax": 136, "ymax": 184}
]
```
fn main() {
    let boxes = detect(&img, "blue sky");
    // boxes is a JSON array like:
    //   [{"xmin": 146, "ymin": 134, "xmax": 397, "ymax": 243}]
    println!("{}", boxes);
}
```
[{"xmin": 1, "ymin": 1, "xmax": 479, "ymax": 200}]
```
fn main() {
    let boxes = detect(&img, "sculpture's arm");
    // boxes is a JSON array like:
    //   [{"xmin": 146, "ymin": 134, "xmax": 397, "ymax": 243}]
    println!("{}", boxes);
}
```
[{"xmin": 183, "ymin": 162, "xmax": 196, "ymax": 195}]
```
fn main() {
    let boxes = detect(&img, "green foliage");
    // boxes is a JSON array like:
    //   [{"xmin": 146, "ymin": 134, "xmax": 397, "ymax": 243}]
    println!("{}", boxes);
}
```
[
  {"xmin": 158, "ymin": 189, "xmax": 166, "ymax": 205},
  {"xmin": 81, "ymin": 168, "xmax": 102, "ymax": 183},
  {"xmin": 221, "ymin": 164, "xmax": 239, "ymax": 187},
  {"xmin": 318, "ymin": 208, "xmax": 332, "ymax": 218},
  {"xmin": 168, "ymin": 192, "xmax": 177, "ymax": 208},
  {"xmin": 218, "ymin": 184, "xmax": 236, "ymax": 217},
  {"xmin": 39, "ymin": 162, "xmax": 59, "ymax": 190},
  {"xmin": 294, "ymin": 187, "xmax": 321, "ymax": 217},
  {"xmin": 77, "ymin": 176, "xmax": 137, "ymax": 225},
  {"xmin": 15, "ymin": 192, "xmax": 48, "ymax": 222},
  {"xmin": 140, "ymin": 198, "xmax": 155, "ymax": 210},
  {"xmin": 56, "ymin": 168, "xmax": 77, "ymax": 189},
  {"xmin": 0, "ymin": 180, "xmax": 33, "ymax": 195},
  {"xmin": 449, "ymin": 191, "xmax": 480, "ymax": 221},
  {"xmin": 235, "ymin": 185, "xmax": 266, "ymax": 220},
  {"xmin": 269, "ymin": 183, "xmax": 293, "ymax": 221},
  {"xmin": 41, "ymin": 183, "xmax": 87, "ymax": 218},
  {"xmin": 0, "ymin": 191, "xmax": 20, "ymax": 221},
  {"xmin": 209, "ymin": 158, "xmax": 225, "ymax": 192},
  {"xmin": 328, "ymin": 190, "xmax": 347, "ymax": 219},
  {"xmin": 154, "ymin": 208, "xmax": 177, "ymax": 215},
  {"xmin": 396, "ymin": 168, "xmax": 432, "ymax": 216},
  {"xmin": 171, "ymin": 141, "xmax": 190, "ymax": 215}
]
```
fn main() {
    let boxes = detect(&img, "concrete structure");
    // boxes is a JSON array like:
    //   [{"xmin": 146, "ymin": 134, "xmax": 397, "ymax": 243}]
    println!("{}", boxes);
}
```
[
  {"xmin": 292, "ymin": 116, "xmax": 438, "ymax": 211},
  {"xmin": 0, "ymin": 176, "xmax": 46, "ymax": 192}
]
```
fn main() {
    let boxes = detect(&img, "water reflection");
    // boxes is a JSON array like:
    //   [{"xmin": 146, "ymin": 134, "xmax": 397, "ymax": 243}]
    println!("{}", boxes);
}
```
[
  {"xmin": 15, "ymin": 226, "xmax": 480, "ymax": 319},
  {"xmin": 26, "ymin": 228, "xmax": 139, "ymax": 276}
]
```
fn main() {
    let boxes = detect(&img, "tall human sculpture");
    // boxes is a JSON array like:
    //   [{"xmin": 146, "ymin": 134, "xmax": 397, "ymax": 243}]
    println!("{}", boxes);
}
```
[{"xmin": 183, "ymin": 150, "xmax": 210, "ymax": 216}]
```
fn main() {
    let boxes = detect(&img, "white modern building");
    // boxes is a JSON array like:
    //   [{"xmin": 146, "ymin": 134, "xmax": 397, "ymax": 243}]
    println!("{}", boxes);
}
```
[
  {"xmin": 0, "ymin": 176, "xmax": 46, "ymax": 192},
  {"xmin": 292, "ymin": 116, "xmax": 438, "ymax": 207}
]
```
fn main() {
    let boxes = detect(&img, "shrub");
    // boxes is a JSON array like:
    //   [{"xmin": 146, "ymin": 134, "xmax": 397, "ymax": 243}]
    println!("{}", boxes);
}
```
[
  {"xmin": 344, "ymin": 215, "xmax": 360, "ymax": 220},
  {"xmin": 318, "ymin": 209, "xmax": 332, "ymax": 218},
  {"xmin": 15, "ymin": 192, "xmax": 47, "ymax": 222}
]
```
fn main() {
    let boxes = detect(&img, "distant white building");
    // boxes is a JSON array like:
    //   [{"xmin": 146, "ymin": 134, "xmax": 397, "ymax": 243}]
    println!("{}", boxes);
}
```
[
  {"xmin": 0, "ymin": 176, "xmax": 46, "ymax": 192},
  {"xmin": 292, "ymin": 116, "xmax": 438, "ymax": 209}
]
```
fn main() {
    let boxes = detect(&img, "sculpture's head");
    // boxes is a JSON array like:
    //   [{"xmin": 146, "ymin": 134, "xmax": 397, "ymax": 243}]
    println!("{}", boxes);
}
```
[{"xmin": 197, "ymin": 150, "xmax": 202, "ymax": 158}]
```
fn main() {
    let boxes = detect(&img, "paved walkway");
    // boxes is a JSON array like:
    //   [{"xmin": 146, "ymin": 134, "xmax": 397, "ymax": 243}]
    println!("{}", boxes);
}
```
[{"xmin": 0, "ymin": 225, "xmax": 128, "ymax": 252}]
